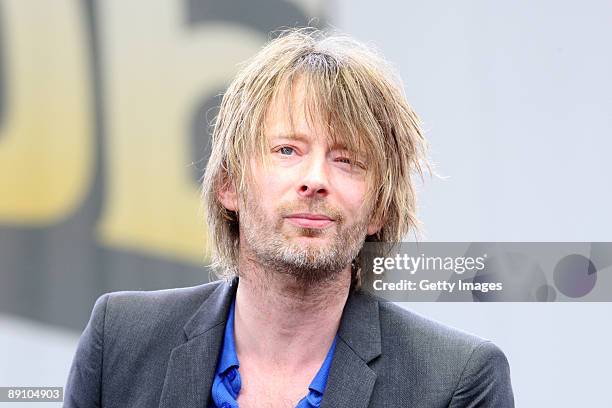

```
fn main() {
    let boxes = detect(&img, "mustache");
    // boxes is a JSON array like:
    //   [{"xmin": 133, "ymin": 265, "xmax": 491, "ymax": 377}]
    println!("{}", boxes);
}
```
[{"xmin": 277, "ymin": 200, "xmax": 344, "ymax": 223}]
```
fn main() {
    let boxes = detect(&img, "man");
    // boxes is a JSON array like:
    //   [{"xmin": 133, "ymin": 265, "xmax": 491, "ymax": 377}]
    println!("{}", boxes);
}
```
[{"xmin": 65, "ymin": 29, "xmax": 514, "ymax": 407}]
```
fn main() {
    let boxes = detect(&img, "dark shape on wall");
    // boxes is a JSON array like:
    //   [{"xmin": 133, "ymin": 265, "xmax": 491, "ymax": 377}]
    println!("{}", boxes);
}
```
[{"xmin": 0, "ymin": 0, "xmax": 318, "ymax": 331}]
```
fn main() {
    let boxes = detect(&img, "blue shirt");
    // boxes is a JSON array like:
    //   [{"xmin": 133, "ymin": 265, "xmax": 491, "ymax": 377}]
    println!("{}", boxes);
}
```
[{"xmin": 210, "ymin": 299, "xmax": 337, "ymax": 408}]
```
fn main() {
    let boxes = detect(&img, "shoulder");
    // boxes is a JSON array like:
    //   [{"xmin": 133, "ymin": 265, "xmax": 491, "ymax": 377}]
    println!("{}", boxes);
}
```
[
  {"xmin": 376, "ymin": 298, "xmax": 508, "ymax": 367},
  {"xmin": 88, "ymin": 280, "xmax": 227, "ymax": 344},
  {"xmin": 100, "ymin": 279, "xmax": 225, "ymax": 316},
  {"xmin": 377, "ymin": 299, "xmax": 487, "ymax": 352},
  {"xmin": 369, "ymin": 296, "xmax": 513, "ymax": 406}
]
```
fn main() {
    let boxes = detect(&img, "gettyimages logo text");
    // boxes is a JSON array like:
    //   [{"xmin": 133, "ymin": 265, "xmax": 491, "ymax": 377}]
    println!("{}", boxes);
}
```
[{"xmin": 372, "ymin": 253, "xmax": 487, "ymax": 275}]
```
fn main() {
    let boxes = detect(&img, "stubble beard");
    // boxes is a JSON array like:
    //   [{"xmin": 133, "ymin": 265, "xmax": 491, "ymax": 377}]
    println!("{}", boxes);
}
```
[{"xmin": 240, "ymin": 191, "xmax": 371, "ymax": 288}]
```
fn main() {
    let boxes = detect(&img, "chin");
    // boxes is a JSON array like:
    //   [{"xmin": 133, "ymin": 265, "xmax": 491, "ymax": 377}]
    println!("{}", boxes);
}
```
[{"xmin": 290, "ymin": 236, "xmax": 332, "ymax": 247}]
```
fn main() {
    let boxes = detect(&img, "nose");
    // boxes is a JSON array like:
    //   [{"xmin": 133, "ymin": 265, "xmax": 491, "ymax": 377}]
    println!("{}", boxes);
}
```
[{"xmin": 297, "ymin": 155, "xmax": 330, "ymax": 199}]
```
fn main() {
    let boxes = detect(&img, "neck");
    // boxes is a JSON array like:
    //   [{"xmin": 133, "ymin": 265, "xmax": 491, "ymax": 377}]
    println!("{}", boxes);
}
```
[{"xmin": 233, "ymin": 249, "xmax": 351, "ymax": 369}]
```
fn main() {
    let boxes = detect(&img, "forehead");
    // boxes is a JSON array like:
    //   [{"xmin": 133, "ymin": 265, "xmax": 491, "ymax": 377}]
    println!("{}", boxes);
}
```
[
  {"xmin": 263, "ymin": 77, "xmax": 352, "ymax": 149},
  {"xmin": 264, "ymin": 77, "xmax": 315, "ymax": 134}
]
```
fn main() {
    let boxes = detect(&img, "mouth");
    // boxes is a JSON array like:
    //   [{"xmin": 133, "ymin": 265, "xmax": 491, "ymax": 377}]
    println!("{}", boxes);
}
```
[{"xmin": 284, "ymin": 213, "xmax": 335, "ymax": 229}]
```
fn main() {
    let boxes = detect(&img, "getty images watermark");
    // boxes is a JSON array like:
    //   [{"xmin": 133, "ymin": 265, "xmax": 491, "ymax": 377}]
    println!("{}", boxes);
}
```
[{"xmin": 360, "ymin": 242, "xmax": 612, "ymax": 301}]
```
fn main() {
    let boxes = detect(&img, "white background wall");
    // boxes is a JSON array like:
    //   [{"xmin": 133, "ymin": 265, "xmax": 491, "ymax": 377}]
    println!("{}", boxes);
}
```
[{"xmin": 333, "ymin": 0, "xmax": 612, "ymax": 243}]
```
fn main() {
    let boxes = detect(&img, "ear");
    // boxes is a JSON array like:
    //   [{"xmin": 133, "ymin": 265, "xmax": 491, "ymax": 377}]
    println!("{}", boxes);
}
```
[{"xmin": 217, "ymin": 180, "xmax": 239, "ymax": 212}]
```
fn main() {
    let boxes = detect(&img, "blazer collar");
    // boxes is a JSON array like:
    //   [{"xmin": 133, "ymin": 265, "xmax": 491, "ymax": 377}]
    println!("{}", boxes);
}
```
[
  {"xmin": 337, "ymin": 289, "xmax": 382, "ymax": 363},
  {"xmin": 158, "ymin": 278, "xmax": 381, "ymax": 408},
  {"xmin": 321, "ymin": 289, "xmax": 381, "ymax": 408},
  {"xmin": 183, "ymin": 277, "xmax": 238, "ymax": 339}
]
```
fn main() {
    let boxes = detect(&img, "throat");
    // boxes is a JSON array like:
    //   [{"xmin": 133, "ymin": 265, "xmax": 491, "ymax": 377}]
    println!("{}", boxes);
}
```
[{"xmin": 232, "ymin": 268, "xmax": 350, "ymax": 364}]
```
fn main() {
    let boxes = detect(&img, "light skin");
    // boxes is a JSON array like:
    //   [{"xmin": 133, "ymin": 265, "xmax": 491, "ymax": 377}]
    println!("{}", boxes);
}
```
[{"xmin": 218, "ymin": 79, "xmax": 382, "ymax": 407}]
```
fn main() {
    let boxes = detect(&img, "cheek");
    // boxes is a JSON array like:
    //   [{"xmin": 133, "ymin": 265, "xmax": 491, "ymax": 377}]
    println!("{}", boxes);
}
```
[
  {"xmin": 258, "ymin": 164, "xmax": 296, "ymax": 195},
  {"xmin": 333, "ymin": 177, "xmax": 370, "ymax": 217},
  {"xmin": 247, "ymin": 173, "xmax": 293, "ymax": 218}
]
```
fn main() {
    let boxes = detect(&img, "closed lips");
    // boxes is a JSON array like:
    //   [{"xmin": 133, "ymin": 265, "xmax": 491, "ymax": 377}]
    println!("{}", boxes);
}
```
[
  {"xmin": 286, "ymin": 213, "xmax": 333, "ymax": 220},
  {"xmin": 285, "ymin": 213, "xmax": 334, "ymax": 228}
]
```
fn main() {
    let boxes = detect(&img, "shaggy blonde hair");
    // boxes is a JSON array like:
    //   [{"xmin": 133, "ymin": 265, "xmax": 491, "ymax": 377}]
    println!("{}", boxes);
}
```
[{"xmin": 202, "ymin": 28, "xmax": 428, "ymax": 287}]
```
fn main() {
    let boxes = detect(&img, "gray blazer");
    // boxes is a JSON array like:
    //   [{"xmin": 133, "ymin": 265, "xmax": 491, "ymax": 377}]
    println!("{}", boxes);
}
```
[{"xmin": 65, "ymin": 278, "xmax": 514, "ymax": 407}]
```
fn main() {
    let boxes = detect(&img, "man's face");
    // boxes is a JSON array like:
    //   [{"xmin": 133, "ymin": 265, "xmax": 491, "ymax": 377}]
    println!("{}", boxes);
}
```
[{"xmin": 222, "ymin": 79, "xmax": 381, "ymax": 284}]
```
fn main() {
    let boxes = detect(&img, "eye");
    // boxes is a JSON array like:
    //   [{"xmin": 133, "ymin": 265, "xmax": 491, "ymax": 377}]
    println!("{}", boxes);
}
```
[
  {"xmin": 334, "ymin": 155, "xmax": 367, "ymax": 170},
  {"xmin": 278, "ymin": 146, "xmax": 296, "ymax": 156}
]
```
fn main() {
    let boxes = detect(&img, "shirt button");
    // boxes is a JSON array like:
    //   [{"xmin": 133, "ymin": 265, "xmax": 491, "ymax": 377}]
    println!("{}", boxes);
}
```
[{"xmin": 221, "ymin": 403, "xmax": 230, "ymax": 408}]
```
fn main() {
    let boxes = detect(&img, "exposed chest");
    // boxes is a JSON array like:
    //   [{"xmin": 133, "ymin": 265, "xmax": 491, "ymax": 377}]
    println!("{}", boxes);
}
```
[
  {"xmin": 235, "ymin": 361, "xmax": 318, "ymax": 408},
  {"xmin": 236, "ymin": 391, "xmax": 300, "ymax": 408}
]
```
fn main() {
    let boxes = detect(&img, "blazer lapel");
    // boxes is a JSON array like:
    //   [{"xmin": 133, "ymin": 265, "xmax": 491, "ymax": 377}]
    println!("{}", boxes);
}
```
[
  {"xmin": 321, "ymin": 290, "xmax": 382, "ymax": 408},
  {"xmin": 158, "ymin": 278, "xmax": 238, "ymax": 408}
]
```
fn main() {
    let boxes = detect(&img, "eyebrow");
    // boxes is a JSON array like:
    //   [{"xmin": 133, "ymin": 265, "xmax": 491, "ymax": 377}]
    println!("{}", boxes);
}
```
[{"xmin": 268, "ymin": 132, "xmax": 311, "ymax": 142}]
